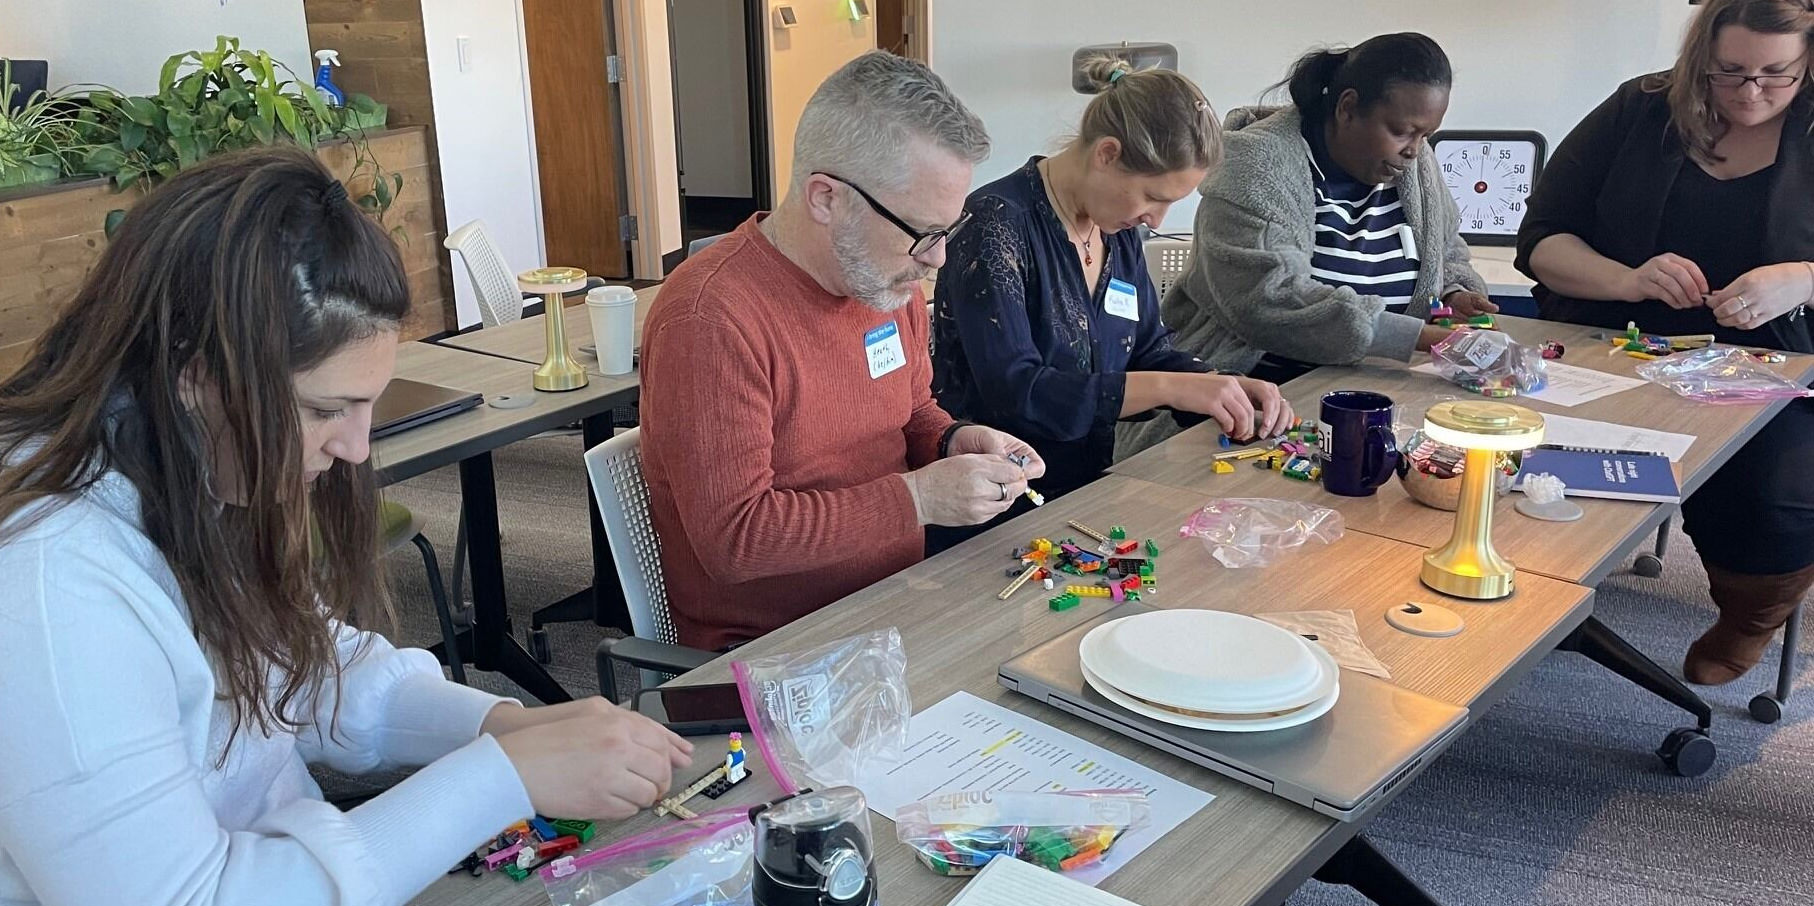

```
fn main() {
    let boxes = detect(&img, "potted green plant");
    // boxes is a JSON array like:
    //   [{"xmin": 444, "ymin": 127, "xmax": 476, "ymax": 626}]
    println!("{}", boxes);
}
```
[
  {"xmin": 75, "ymin": 36, "xmax": 402, "ymax": 223},
  {"xmin": 0, "ymin": 62, "xmax": 84, "ymax": 189}
]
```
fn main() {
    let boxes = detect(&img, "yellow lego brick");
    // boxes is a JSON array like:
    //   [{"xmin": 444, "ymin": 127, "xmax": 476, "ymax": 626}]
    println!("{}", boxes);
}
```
[
  {"xmin": 1065, "ymin": 584, "xmax": 1112, "ymax": 597},
  {"xmin": 1213, "ymin": 460, "xmax": 1235, "ymax": 474}
]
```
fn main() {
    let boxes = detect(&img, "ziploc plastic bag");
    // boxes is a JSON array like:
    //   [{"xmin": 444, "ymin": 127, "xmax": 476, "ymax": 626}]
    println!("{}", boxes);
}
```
[
  {"xmin": 731, "ymin": 628, "xmax": 909, "ymax": 793},
  {"xmin": 1429, "ymin": 328, "xmax": 1548, "ymax": 397},
  {"xmin": 1636, "ymin": 347, "xmax": 1814, "ymax": 403},
  {"xmin": 895, "ymin": 790, "xmax": 1151, "ymax": 877},
  {"xmin": 1180, "ymin": 498, "xmax": 1345, "ymax": 568},
  {"xmin": 541, "ymin": 808, "xmax": 753, "ymax": 906}
]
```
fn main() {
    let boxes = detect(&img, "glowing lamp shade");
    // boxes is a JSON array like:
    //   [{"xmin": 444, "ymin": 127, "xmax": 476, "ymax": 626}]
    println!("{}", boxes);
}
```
[{"xmin": 1418, "ymin": 401, "xmax": 1545, "ymax": 600}]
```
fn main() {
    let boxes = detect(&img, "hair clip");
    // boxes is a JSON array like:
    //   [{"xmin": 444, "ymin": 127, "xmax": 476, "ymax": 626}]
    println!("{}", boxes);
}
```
[
  {"xmin": 1195, "ymin": 100, "xmax": 1210, "ymax": 112},
  {"xmin": 1107, "ymin": 68, "xmax": 1128, "ymax": 85}
]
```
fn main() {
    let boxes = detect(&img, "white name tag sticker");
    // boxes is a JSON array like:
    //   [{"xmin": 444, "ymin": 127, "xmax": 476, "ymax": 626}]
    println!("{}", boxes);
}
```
[
  {"xmin": 864, "ymin": 321, "xmax": 907, "ymax": 379},
  {"xmin": 1104, "ymin": 277, "xmax": 1140, "ymax": 321}
]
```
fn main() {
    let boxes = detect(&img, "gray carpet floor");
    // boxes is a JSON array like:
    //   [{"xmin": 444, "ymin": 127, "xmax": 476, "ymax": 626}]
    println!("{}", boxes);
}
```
[{"xmin": 368, "ymin": 434, "xmax": 1814, "ymax": 905}]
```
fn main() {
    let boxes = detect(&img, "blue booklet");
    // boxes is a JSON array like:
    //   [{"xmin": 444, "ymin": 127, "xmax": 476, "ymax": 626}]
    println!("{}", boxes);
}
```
[{"xmin": 1514, "ymin": 448, "xmax": 1680, "ymax": 503}]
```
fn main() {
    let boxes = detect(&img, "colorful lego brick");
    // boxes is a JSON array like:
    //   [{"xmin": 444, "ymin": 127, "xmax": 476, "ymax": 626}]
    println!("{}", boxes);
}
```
[
  {"xmin": 1109, "ymin": 525, "xmax": 1127, "ymax": 540},
  {"xmin": 1219, "ymin": 433, "xmax": 1233, "ymax": 448},
  {"xmin": 1061, "ymin": 843, "xmax": 1105, "ymax": 871},
  {"xmin": 1109, "ymin": 583, "xmax": 1124, "ymax": 602},
  {"xmin": 1042, "ymin": 577, "xmax": 1054, "ymax": 590},
  {"xmin": 1049, "ymin": 592, "xmax": 1080, "ymax": 611},
  {"xmin": 1114, "ymin": 539, "xmax": 1138, "ymax": 553},
  {"xmin": 1079, "ymin": 560, "xmax": 1101, "ymax": 573},
  {"xmin": 538, "ymin": 836, "xmax": 580, "ymax": 859},
  {"xmin": 1213, "ymin": 460, "xmax": 1235, "ymax": 474},
  {"xmin": 1145, "ymin": 539, "xmax": 1159, "ymax": 557},
  {"xmin": 1066, "ymin": 584, "xmax": 1111, "ymax": 597},
  {"xmin": 484, "ymin": 842, "xmax": 525, "ymax": 871},
  {"xmin": 1139, "ymin": 561, "xmax": 1154, "ymax": 577},
  {"xmin": 1124, "ymin": 591, "xmax": 1141, "ymax": 601},
  {"xmin": 550, "ymin": 820, "xmax": 596, "ymax": 843}
]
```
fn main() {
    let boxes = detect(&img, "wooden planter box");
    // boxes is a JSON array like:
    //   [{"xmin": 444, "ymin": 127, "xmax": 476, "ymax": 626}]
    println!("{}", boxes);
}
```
[{"xmin": 0, "ymin": 127, "xmax": 452, "ymax": 379}]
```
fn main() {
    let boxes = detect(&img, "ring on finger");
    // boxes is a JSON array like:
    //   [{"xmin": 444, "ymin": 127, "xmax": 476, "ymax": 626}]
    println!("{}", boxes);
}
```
[{"xmin": 995, "ymin": 482, "xmax": 1007, "ymax": 502}]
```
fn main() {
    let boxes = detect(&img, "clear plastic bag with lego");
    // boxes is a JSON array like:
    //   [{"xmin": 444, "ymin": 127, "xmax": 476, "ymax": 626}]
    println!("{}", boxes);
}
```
[
  {"xmin": 730, "ymin": 628, "xmax": 910, "ymax": 794},
  {"xmin": 1635, "ymin": 347, "xmax": 1814, "ymax": 403},
  {"xmin": 895, "ymin": 789, "xmax": 1151, "ymax": 877},
  {"xmin": 1179, "ymin": 498, "xmax": 1345, "ymax": 568},
  {"xmin": 1428, "ymin": 327, "xmax": 1549, "ymax": 397},
  {"xmin": 540, "ymin": 807, "xmax": 754, "ymax": 906}
]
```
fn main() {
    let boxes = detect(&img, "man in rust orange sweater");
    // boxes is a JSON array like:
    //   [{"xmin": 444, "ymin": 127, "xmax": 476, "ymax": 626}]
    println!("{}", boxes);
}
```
[{"xmin": 640, "ymin": 52, "xmax": 1046, "ymax": 651}]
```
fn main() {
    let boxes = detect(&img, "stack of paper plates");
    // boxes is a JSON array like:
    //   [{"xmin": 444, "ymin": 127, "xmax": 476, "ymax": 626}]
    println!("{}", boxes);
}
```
[{"xmin": 1078, "ymin": 609, "xmax": 1340, "ymax": 732}]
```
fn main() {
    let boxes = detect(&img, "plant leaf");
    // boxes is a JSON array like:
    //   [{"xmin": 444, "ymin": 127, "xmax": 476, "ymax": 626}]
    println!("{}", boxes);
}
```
[
  {"xmin": 83, "ymin": 145, "xmax": 127, "ymax": 173},
  {"xmin": 121, "ymin": 96, "xmax": 161, "ymax": 126},
  {"xmin": 166, "ymin": 109, "xmax": 195, "ymax": 138},
  {"xmin": 120, "ymin": 121, "xmax": 146, "ymax": 152},
  {"xmin": 247, "ymin": 113, "xmax": 274, "ymax": 144},
  {"xmin": 159, "ymin": 52, "xmax": 189, "ymax": 91},
  {"xmin": 272, "ymin": 95, "xmax": 300, "ymax": 141}
]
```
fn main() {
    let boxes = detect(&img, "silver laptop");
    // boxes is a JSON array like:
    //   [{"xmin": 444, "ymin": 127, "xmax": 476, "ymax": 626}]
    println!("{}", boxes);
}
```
[
  {"xmin": 370, "ymin": 378, "xmax": 483, "ymax": 440},
  {"xmin": 999, "ymin": 603, "xmax": 1468, "ymax": 822}
]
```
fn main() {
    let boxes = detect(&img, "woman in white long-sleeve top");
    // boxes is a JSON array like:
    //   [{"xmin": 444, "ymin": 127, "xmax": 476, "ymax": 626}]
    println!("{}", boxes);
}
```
[{"xmin": 0, "ymin": 146, "xmax": 692, "ymax": 906}]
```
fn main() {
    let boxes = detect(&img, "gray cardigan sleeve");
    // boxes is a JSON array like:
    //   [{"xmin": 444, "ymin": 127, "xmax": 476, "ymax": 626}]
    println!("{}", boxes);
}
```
[{"xmin": 1190, "ymin": 191, "xmax": 1425, "ymax": 365}]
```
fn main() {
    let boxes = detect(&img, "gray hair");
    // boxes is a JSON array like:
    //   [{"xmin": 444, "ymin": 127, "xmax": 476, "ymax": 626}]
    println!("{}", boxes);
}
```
[{"xmin": 790, "ymin": 51, "xmax": 990, "ymax": 195}]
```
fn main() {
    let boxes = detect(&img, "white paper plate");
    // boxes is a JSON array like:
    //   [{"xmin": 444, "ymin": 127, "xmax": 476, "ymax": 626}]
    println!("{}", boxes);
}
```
[
  {"xmin": 1081, "ymin": 611, "xmax": 1336, "ymax": 714},
  {"xmin": 1081, "ymin": 655, "xmax": 1339, "ymax": 732}
]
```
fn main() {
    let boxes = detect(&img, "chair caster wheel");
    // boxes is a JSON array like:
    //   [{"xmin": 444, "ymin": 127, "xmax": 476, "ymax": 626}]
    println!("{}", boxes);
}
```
[
  {"xmin": 530, "ymin": 629, "xmax": 553, "ymax": 665},
  {"xmin": 1633, "ymin": 554, "xmax": 1663, "ymax": 578},
  {"xmin": 1656, "ymin": 727, "xmax": 1715, "ymax": 777},
  {"xmin": 1748, "ymin": 694, "xmax": 1784, "ymax": 724}
]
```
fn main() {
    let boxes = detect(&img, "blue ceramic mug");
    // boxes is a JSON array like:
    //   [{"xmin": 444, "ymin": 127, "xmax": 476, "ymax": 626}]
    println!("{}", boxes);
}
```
[{"xmin": 1320, "ymin": 391, "xmax": 1399, "ymax": 497}]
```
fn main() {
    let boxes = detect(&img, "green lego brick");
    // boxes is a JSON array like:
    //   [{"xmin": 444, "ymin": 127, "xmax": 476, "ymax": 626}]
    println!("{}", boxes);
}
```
[
  {"xmin": 1109, "ymin": 525, "xmax": 1127, "ymax": 540},
  {"xmin": 1144, "ymin": 539, "xmax": 1159, "ymax": 557},
  {"xmin": 504, "ymin": 864, "xmax": 531, "ymax": 882},
  {"xmin": 551, "ymin": 819, "xmax": 596, "ymax": 843},
  {"xmin": 1049, "ymin": 593, "xmax": 1080, "ymax": 612}
]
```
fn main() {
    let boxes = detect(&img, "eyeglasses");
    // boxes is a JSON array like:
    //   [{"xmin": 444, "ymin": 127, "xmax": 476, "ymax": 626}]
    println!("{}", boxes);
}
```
[
  {"xmin": 813, "ymin": 171, "xmax": 971, "ymax": 256},
  {"xmin": 1706, "ymin": 71, "xmax": 1804, "ymax": 89}
]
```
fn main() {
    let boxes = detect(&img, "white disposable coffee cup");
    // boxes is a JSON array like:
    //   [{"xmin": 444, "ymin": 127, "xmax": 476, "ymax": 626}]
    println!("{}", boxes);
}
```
[{"xmin": 585, "ymin": 285, "xmax": 637, "ymax": 375}]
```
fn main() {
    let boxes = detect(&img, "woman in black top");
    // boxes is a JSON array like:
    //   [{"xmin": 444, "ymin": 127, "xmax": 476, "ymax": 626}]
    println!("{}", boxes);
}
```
[{"xmin": 1516, "ymin": 0, "xmax": 1814, "ymax": 686}]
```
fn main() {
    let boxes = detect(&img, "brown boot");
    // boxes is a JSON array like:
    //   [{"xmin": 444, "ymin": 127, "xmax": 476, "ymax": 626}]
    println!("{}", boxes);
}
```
[{"xmin": 1684, "ymin": 562, "xmax": 1814, "ymax": 685}]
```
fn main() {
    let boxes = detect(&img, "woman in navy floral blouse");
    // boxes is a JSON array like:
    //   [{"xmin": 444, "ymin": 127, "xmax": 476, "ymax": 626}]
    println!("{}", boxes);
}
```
[{"xmin": 930, "ymin": 58, "xmax": 1289, "ymax": 549}]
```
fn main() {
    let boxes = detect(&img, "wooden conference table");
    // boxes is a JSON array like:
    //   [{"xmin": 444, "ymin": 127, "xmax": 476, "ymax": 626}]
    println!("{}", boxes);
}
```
[
  {"xmin": 372, "ymin": 341, "xmax": 639, "ymax": 703},
  {"xmin": 414, "ymin": 474, "xmax": 1595, "ymax": 906},
  {"xmin": 437, "ymin": 284, "xmax": 659, "ymax": 375},
  {"xmin": 1111, "ymin": 313, "xmax": 1814, "ymax": 766},
  {"xmin": 1112, "ymin": 314, "xmax": 1814, "ymax": 588}
]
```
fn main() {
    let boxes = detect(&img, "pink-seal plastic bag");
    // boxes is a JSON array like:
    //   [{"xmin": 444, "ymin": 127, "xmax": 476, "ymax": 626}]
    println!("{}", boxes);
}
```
[
  {"xmin": 1180, "ymin": 498, "xmax": 1345, "ymax": 568},
  {"xmin": 731, "ymin": 629, "xmax": 910, "ymax": 794},
  {"xmin": 540, "ymin": 808, "xmax": 753, "ymax": 906},
  {"xmin": 1635, "ymin": 347, "xmax": 1814, "ymax": 403},
  {"xmin": 1428, "ymin": 328, "xmax": 1549, "ymax": 397}
]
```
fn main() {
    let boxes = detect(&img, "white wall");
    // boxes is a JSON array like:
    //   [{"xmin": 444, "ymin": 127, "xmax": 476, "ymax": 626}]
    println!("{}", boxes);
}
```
[
  {"xmin": 422, "ymin": 1, "xmax": 546, "ymax": 329},
  {"xmin": 931, "ymin": 0, "xmax": 1699, "ymax": 230},
  {"xmin": 673, "ymin": 0, "xmax": 753, "ymax": 198},
  {"xmin": 2, "ymin": 0, "xmax": 312, "ymax": 93}
]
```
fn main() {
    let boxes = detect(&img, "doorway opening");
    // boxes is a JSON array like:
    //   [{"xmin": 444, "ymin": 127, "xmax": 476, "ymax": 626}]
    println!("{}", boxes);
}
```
[{"xmin": 668, "ymin": 0, "xmax": 773, "ymax": 255}]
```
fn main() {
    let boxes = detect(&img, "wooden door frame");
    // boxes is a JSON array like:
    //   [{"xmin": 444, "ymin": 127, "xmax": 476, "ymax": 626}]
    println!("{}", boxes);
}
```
[
  {"xmin": 614, "ymin": 0, "xmax": 684, "ymax": 278},
  {"xmin": 743, "ymin": 0, "xmax": 774, "ymax": 210}
]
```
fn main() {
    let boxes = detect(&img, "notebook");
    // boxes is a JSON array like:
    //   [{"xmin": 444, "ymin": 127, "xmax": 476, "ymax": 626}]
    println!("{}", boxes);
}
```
[
  {"xmin": 1514, "ymin": 448, "xmax": 1680, "ymax": 503},
  {"xmin": 945, "ymin": 855, "xmax": 1138, "ymax": 906}
]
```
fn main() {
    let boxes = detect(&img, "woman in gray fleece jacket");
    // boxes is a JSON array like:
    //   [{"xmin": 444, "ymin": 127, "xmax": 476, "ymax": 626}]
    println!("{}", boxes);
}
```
[{"xmin": 1119, "ymin": 33, "xmax": 1489, "ymax": 456}]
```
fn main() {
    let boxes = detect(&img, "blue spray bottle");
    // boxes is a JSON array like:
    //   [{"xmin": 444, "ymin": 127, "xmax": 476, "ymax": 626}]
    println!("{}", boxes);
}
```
[{"xmin": 314, "ymin": 49, "xmax": 345, "ymax": 107}]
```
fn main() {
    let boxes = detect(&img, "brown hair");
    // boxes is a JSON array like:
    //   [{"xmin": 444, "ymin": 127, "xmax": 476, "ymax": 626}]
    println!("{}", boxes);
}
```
[
  {"xmin": 1646, "ymin": 0, "xmax": 1814, "ymax": 162},
  {"xmin": 1074, "ymin": 56, "xmax": 1223, "ymax": 175},
  {"xmin": 0, "ymin": 146, "xmax": 408, "ymax": 748}
]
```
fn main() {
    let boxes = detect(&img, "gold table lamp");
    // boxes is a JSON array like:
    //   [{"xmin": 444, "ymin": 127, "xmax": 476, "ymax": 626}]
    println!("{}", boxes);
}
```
[
  {"xmin": 1419, "ymin": 401, "xmax": 1545, "ymax": 600},
  {"xmin": 518, "ymin": 266, "xmax": 590, "ymax": 392}
]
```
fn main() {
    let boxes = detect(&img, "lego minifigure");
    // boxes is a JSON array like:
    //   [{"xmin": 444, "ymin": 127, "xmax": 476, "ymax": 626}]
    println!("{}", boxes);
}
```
[{"xmin": 725, "ymin": 732, "xmax": 747, "ymax": 784}]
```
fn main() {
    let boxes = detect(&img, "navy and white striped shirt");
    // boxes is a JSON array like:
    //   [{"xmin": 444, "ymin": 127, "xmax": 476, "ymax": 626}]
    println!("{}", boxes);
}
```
[{"xmin": 1304, "ymin": 121, "xmax": 1420, "ymax": 311}]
